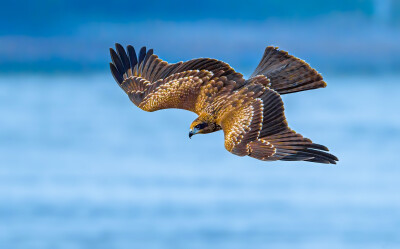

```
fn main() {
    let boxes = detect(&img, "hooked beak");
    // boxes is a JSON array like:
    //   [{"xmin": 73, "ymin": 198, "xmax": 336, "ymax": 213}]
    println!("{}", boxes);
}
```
[{"xmin": 189, "ymin": 128, "xmax": 198, "ymax": 139}]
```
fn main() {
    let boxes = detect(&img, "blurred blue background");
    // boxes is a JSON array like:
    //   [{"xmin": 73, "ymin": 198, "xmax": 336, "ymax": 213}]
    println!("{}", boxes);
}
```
[{"xmin": 1, "ymin": 0, "xmax": 400, "ymax": 248}]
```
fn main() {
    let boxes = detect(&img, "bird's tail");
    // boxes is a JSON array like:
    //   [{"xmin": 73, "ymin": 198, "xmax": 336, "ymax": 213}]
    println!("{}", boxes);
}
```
[{"xmin": 250, "ymin": 47, "xmax": 327, "ymax": 94}]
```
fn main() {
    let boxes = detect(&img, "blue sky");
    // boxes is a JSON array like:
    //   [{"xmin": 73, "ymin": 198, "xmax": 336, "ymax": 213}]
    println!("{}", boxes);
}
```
[{"xmin": 0, "ymin": 0, "xmax": 398, "ymax": 74}]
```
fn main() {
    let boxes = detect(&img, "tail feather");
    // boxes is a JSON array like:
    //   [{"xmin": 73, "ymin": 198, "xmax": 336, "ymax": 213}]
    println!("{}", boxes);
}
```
[{"xmin": 250, "ymin": 46, "xmax": 327, "ymax": 94}]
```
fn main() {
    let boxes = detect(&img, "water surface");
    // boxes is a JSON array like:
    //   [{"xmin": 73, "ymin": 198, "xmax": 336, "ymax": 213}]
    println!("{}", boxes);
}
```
[{"xmin": 0, "ymin": 74, "xmax": 399, "ymax": 249}]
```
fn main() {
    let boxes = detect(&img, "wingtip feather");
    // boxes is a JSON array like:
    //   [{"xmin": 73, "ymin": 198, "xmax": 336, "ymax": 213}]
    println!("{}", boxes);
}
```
[{"xmin": 110, "ymin": 63, "xmax": 123, "ymax": 84}]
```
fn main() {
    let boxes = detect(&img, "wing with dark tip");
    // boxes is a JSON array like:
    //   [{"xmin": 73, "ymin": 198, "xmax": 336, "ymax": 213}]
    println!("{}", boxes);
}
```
[
  {"xmin": 219, "ymin": 85, "xmax": 338, "ymax": 164},
  {"xmin": 109, "ymin": 43, "xmax": 244, "ymax": 113}
]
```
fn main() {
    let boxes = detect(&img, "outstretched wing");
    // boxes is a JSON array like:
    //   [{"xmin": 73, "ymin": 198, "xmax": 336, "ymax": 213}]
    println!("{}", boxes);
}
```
[
  {"xmin": 220, "ymin": 84, "xmax": 338, "ymax": 164},
  {"xmin": 109, "ymin": 43, "xmax": 244, "ymax": 113}
]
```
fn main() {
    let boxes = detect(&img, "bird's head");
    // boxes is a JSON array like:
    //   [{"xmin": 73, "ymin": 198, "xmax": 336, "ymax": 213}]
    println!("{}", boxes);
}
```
[{"xmin": 189, "ymin": 114, "xmax": 221, "ymax": 138}]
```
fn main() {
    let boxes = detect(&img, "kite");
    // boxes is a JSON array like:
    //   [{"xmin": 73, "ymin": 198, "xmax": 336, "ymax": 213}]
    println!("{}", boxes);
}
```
[{"xmin": 109, "ymin": 43, "xmax": 338, "ymax": 164}]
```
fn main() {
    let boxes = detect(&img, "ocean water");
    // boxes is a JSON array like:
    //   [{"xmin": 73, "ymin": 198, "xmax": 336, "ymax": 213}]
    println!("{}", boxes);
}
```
[{"xmin": 0, "ymin": 74, "xmax": 399, "ymax": 249}]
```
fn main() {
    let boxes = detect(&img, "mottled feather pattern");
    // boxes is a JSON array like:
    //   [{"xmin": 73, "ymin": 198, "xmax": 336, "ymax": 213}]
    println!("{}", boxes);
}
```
[
  {"xmin": 245, "ymin": 75, "xmax": 271, "ymax": 88},
  {"xmin": 247, "ymin": 139, "xmax": 276, "ymax": 160},
  {"xmin": 109, "ymin": 43, "xmax": 338, "ymax": 164},
  {"xmin": 139, "ymin": 70, "xmax": 212, "ymax": 112}
]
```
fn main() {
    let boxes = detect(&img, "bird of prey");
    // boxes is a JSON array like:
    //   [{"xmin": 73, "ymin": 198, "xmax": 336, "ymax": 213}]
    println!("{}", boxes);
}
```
[{"xmin": 109, "ymin": 43, "xmax": 338, "ymax": 164}]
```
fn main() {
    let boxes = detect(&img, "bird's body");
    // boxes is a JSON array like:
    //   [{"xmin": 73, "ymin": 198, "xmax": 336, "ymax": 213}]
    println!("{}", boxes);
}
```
[{"xmin": 110, "ymin": 44, "xmax": 338, "ymax": 164}]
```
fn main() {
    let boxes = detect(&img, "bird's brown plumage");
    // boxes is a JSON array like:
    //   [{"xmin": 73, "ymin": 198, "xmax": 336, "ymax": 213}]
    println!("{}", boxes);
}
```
[{"xmin": 110, "ymin": 43, "xmax": 338, "ymax": 164}]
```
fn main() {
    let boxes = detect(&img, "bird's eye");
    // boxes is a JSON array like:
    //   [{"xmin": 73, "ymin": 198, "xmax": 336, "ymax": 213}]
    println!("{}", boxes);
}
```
[{"xmin": 195, "ymin": 123, "xmax": 207, "ymax": 129}]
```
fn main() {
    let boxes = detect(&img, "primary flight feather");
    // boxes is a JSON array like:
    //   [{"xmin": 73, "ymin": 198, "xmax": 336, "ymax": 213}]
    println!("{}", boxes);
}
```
[{"xmin": 109, "ymin": 43, "xmax": 338, "ymax": 164}]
